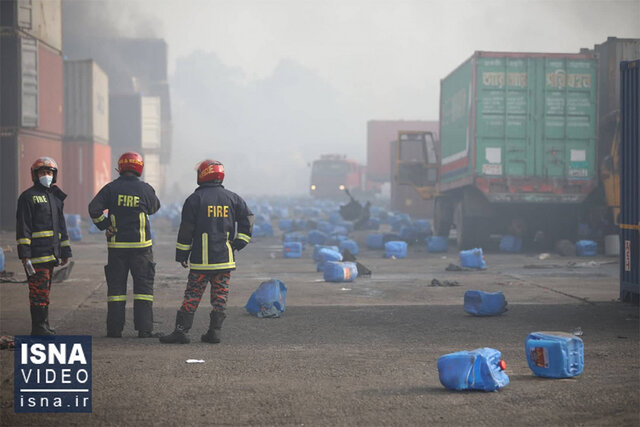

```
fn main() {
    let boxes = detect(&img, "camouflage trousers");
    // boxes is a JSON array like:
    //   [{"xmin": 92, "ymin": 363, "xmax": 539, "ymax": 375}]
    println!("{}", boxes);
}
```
[
  {"xmin": 28, "ymin": 263, "xmax": 54, "ymax": 306},
  {"xmin": 179, "ymin": 270, "xmax": 231, "ymax": 314}
]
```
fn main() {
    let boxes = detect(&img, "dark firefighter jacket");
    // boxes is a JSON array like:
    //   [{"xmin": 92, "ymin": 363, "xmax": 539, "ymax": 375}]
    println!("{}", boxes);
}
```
[
  {"xmin": 88, "ymin": 175, "xmax": 161, "ymax": 249},
  {"xmin": 16, "ymin": 184, "xmax": 72, "ymax": 265},
  {"xmin": 175, "ymin": 183, "xmax": 254, "ymax": 272}
]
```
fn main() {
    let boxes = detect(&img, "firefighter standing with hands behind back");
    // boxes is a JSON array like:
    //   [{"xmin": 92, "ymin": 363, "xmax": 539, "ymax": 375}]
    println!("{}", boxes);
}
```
[
  {"xmin": 16, "ymin": 157, "xmax": 72, "ymax": 335},
  {"xmin": 88, "ymin": 152, "xmax": 161, "ymax": 338},
  {"xmin": 161, "ymin": 160, "xmax": 253, "ymax": 344}
]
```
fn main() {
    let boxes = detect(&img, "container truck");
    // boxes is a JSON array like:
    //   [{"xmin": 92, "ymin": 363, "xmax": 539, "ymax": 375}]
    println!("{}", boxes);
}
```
[{"xmin": 397, "ymin": 51, "xmax": 600, "ymax": 249}]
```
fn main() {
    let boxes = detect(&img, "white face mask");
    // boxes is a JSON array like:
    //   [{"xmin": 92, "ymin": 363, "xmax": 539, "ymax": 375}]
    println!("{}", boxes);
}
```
[{"xmin": 39, "ymin": 175, "xmax": 53, "ymax": 188}]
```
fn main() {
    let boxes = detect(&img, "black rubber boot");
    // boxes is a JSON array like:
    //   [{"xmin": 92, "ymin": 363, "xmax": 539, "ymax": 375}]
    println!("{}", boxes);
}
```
[
  {"xmin": 159, "ymin": 311, "xmax": 194, "ymax": 344},
  {"xmin": 201, "ymin": 311, "xmax": 226, "ymax": 344},
  {"xmin": 30, "ymin": 305, "xmax": 55, "ymax": 336}
]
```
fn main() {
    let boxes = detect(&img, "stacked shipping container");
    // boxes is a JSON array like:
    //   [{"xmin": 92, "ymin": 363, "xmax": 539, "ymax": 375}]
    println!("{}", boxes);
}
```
[
  {"xmin": 63, "ymin": 60, "xmax": 111, "ymax": 216},
  {"xmin": 109, "ymin": 94, "xmax": 163, "ymax": 192},
  {"xmin": 0, "ymin": 0, "xmax": 64, "ymax": 229}
]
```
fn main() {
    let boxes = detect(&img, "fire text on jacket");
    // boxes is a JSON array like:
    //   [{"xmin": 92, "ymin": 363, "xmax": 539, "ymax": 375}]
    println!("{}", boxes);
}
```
[
  {"xmin": 117, "ymin": 195, "xmax": 140, "ymax": 207},
  {"xmin": 207, "ymin": 205, "xmax": 229, "ymax": 218},
  {"xmin": 32, "ymin": 196, "xmax": 48, "ymax": 204}
]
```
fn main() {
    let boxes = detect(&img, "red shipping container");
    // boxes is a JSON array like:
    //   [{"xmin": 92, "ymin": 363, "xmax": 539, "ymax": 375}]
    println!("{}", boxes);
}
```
[
  {"xmin": 38, "ymin": 43, "xmax": 64, "ymax": 136},
  {"xmin": 62, "ymin": 141, "xmax": 112, "ymax": 217},
  {"xmin": 367, "ymin": 120, "xmax": 439, "ymax": 184}
]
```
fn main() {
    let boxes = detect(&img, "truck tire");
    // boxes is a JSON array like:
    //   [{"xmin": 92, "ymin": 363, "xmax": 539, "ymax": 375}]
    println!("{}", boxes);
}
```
[{"xmin": 433, "ymin": 197, "xmax": 453, "ymax": 237}]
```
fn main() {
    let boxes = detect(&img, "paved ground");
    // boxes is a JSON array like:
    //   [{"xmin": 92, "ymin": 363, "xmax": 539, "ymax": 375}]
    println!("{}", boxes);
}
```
[{"xmin": 1, "ymin": 219, "xmax": 638, "ymax": 426}]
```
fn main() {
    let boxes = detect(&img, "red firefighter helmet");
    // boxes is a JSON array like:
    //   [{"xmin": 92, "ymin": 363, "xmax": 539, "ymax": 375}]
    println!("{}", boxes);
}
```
[
  {"xmin": 197, "ymin": 160, "xmax": 225, "ymax": 185},
  {"xmin": 117, "ymin": 151, "xmax": 144, "ymax": 176},
  {"xmin": 30, "ymin": 157, "xmax": 59, "ymax": 184}
]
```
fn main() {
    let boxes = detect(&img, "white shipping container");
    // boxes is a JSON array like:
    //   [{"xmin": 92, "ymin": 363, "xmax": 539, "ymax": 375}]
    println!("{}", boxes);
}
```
[
  {"xmin": 143, "ymin": 152, "xmax": 163, "ymax": 195},
  {"xmin": 64, "ymin": 60, "xmax": 109, "ymax": 143},
  {"xmin": 141, "ymin": 97, "xmax": 161, "ymax": 149},
  {"xmin": 16, "ymin": 0, "xmax": 62, "ymax": 52}
]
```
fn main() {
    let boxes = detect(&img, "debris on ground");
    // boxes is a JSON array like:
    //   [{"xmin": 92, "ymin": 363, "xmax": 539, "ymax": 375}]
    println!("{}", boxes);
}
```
[
  {"xmin": 52, "ymin": 261, "xmax": 74, "ymax": 283},
  {"xmin": 342, "ymin": 249, "xmax": 372, "ymax": 277},
  {"xmin": 538, "ymin": 253, "xmax": 551, "ymax": 260},
  {"xmin": 185, "ymin": 359, "xmax": 205, "ymax": 363},
  {"xmin": 0, "ymin": 271, "xmax": 25, "ymax": 283},
  {"xmin": 445, "ymin": 263, "xmax": 472, "ymax": 272},
  {"xmin": 572, "ymin": 327, "xmax": 584, "ymax": 337},
  {"xmin": 0, "ymin": 336, "xmax": 15, "ymax": 350},
  {"xmin": 430, "ymin": 278, "xmax": 459, "ymax": 287}
]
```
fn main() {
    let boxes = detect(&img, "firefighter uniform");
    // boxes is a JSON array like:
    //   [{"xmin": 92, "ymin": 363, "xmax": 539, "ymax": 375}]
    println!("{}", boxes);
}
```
[
  {"xmin": 161, "ymin": 179, "xmax": 253, "ymax": 344},
  {"xmin": 88, "ymin": 174, "xmax": 160, "ymax": 337},
  {"xmin": 16, "ymin": 182, "xmax": 72, "ymax": 334}
]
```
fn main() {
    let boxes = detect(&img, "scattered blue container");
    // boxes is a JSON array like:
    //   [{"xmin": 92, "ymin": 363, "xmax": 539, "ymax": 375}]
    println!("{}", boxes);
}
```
[
  {"xmin": 316, "ymin": 248, "xmax": 343, "ymax": 271},
  {"xmin": 399, "ymin": 225, "xmax": 419, "ymax": 243},
  {"xmin": 283, "ymin": 232, "xmax": 307, "ymax": 246},
  {"xmin": 278, "ymin": 219, "xmax": 293, "ymax": 232},
  {"xmin": 366, "ymin": 234, "xmax": 384, "ymax": 250},
  {"xmin": 464, "ymin": 290, "xmax": 507, "ymax": 316},
  {"xmin": 459, "ymin": 248, "xmax": 486, "ymax": 269},
  {"xmin": 0, "ymin": 247, "xmax": 4, "ymax": 272},
  {"xmin": 323, "ymin": 261, "xmax": 358, "ymax": 282},
  {"xmin": 260, "ymin": 222, "xmax": 274, "ymax": 237},
  {"xmin": 68, "ymin": 227, "xmax": 82, "ymax": 242},
  {"xmin": 576, "ymin": 240, "xmax": 597, "ymax": 257},
  {"xmin": 365, "ymin": 218, "xmax": 381, "ymax": 230},
  {"xmin": 525, "ymin": 332, "xmax": 584, "ymax": 378},
  {"xmin": 313, "ymin": 245, "xmax": 340, "ymax": 262},
  {"xmin": 329, "ymin": 211, "xmax": 342, "ymax": 225},
  {"xmin": 427, "ymin": 236, "xmax": 448, "ymax": 253},
  {"xmin": 339, "ymin": 239, "xmax": 359, "ymax": 255},
  {"xmin": 307, "ymin": 230, "xmax": 328, "ymax": 245},
  {"xmin": 382, "ymin": 232, "xmax": 401, "ymax": 243},
  {"xmin": 413, "ymin": 219, "xmax": 432, "ymax": 234},
  {"xmin": 385, "ymin": 241, "xmax": 408, "ymax": 259},
  {"xmin": 499, "ymin": 235, "xmax": 523, "ymax": 253},
  {"xmin": 65, "ymin": 214, "xmax": 82, "ymax": 229},
  {"xmin": 332, "ymin": 225, "xmax": 349, "ymax": 236},
  {"xmin": 245, "ymin": 279, "xmax": 288, "ymax": 318},
  {"xmin": 318, "ymin": 221, "xmax": 333, "ymax": 234},
  {"xmin": 283, "ymin": 242, "xmax": 303, "ymax": 258},
  {"xmin": 437, "ymin": 347, "xmax": 509, "ymax": 391}
]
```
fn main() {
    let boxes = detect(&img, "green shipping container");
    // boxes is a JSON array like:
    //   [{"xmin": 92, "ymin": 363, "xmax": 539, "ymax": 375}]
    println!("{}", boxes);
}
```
[{"xmin": 439, "ymin": 52, "xmax": 598, "ymax": 203}]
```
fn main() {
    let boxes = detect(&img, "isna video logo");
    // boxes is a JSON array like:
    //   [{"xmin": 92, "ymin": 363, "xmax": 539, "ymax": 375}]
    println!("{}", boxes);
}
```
[{"xmin": 14, "ymin": 336, "xmax": 92, "ymax": 413}]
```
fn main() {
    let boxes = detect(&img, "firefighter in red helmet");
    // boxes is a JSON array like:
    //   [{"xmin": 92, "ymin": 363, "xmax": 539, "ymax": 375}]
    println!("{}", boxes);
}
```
[
  {"xmin": 16, "ymin": 157, "xmax": 72, "ymax": 335},
  {"xmin": 88, "ymin": 152, "xmax": 162, "ymax": 338},
  {"xmin": 161, "ymin": 160, "xmax": 254, "ymax": 344}
]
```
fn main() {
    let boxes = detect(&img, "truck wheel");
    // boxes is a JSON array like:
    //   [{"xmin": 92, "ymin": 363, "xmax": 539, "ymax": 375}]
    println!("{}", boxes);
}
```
[
  {"xmin": 454, "ymin": 202, "xmax": 487, "ymax": 249},
  {"xmin": 433, "ymin": 197, "xmax": 453, "ymax": 237}
]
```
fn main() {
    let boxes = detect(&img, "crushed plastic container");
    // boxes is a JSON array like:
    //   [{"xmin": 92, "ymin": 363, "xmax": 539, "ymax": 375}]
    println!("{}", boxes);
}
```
[
  {"xmin": 366, "ymin": 234, "xmax": 384, "ymax": 250},
  {"xmin": 464, "ymin": 290, "xmax": 507, "ymax": 316},
  {"xmin": 307, "ymin": 230, "xmax": 328, "ymax": 245},
  {"xmin": 283, "ymin": 242, "xmax": 303, "ymax": 258},
  {"xmin": 576, "ymin": 240, "xmax": 597, "ymax": 257},
  {"xmin": 525, "ymin": 332, "xmax": 584, "ymax": 378},
  {"xmin": 427, "ymin": 236, "xmax": 448, "ymax": 253},
  {"xmin": 245, "ymin": 279, "xmax": 287, "ymax": 318},
  {"xmin": 339, "ymin": 239, "xmax": 359, "ymax": 255},
  {"xmin": 499, "ymin": 235, "xmax": 523, "ymax": 253},
  {"xmin": 385, "ymin": 241, "xmax": 407, "ymax": 259},
  {"xmin": 323, "ymin": 261, "xmax": 358, "ymax": 282},
  {"xmin": 459, "ymin": 248, "xmax": 486, "ymax": 269},
  {"xmin": 437, "ymin": 347, "xmax": 509, "ymax": 391}
]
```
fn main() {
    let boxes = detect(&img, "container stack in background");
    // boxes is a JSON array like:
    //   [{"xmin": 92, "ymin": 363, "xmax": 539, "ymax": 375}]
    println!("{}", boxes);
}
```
[
  {"xmin": 63, "ymin": 60, "xmax": 111, "ymax": 217},
  {"xmin": 0, "ymin": 0, "xmax": 64, "ymax": 229}
]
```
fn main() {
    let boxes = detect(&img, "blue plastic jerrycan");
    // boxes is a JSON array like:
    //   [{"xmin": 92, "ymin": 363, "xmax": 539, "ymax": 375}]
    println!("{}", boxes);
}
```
[
  {"xmin": 426, "ymin": 236, "xmax": 448, "ymax": 253},
  {"xmin": 525, "ymin": 332, "xmax": 584, "ymax": 378},
  {"xmin": 385, "ymin": 241, "xmax": 408, "ymax": 258},
  {"xmin": 576, "ymin": 240, "xmax": 597, "ymax": 257},
  {"xmin": 437, "ymin": 347, "xmax": 509, "ymax": 391},
  {"xmin": 459, "ymin": 248, "xmax": 486, "ymax": 269},
  {"xmin": 323, "ymin": 261, "xmax": 358, "ymax": 282},
  {"xmin": 283, "ymin": 242, "xmax": 303, "ymax": 258},
  {"xmin": 366, "ymin": 233, "xmax": 384, "ymax": 250},
  {"xmin": 0, "ymin": 247, "xmax": 4, "ymax": 272},
  {"xmin": 339, "ymin": 239, "xmax": 359, "ymax": 255},
  {"xmin": 464, "ymin": 290, "xmax": 507, "ymax": 316}
]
